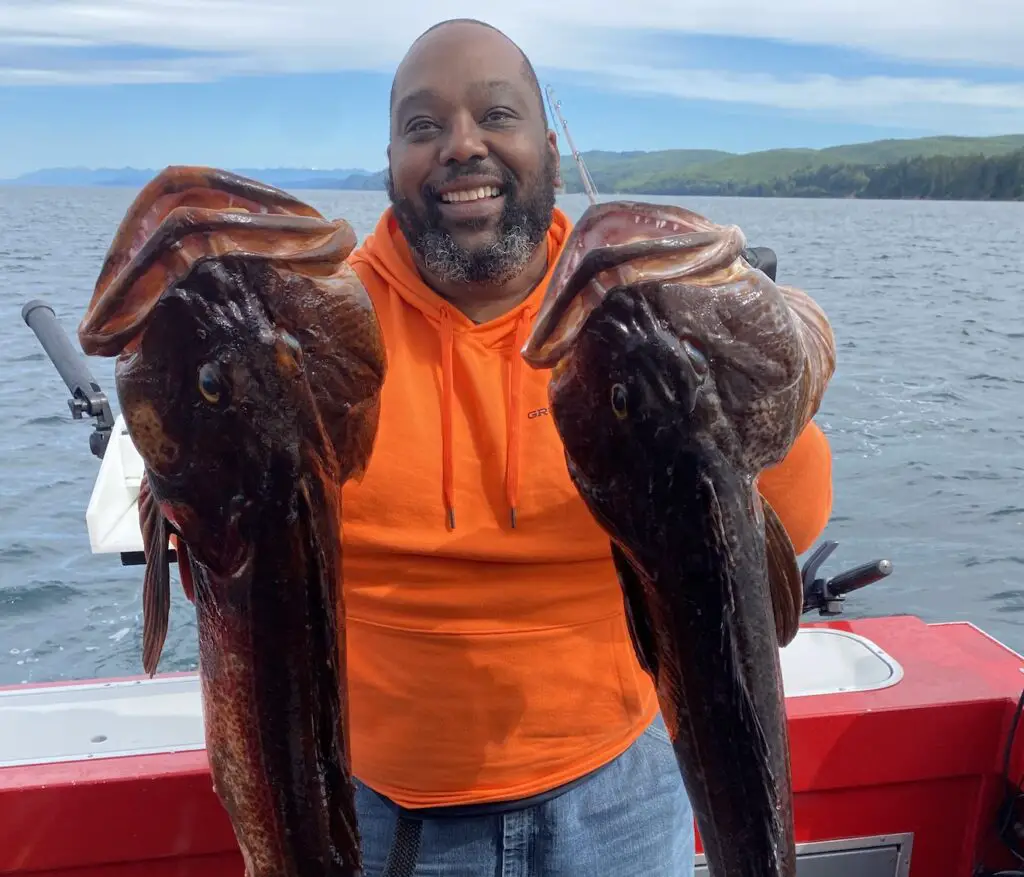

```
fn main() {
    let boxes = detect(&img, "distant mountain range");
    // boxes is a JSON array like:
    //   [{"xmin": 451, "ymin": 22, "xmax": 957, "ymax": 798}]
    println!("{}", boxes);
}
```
[
  {"xmin": 0, "ymin": 166, "xmax": 388, "ymax": 190},
  {"xmin": 4, "ymin": 134, "xmax": 1024, "ymax": 199}
]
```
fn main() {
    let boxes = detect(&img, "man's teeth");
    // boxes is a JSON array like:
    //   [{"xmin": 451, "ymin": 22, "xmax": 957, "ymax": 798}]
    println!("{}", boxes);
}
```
[{"xmin": 440, "ymin": 186, "xmax": 501, "ymax": 203}]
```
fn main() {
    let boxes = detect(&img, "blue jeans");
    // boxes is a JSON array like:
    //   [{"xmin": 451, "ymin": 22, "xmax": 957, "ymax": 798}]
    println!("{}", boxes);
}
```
[{"xmin": 353, "ymin": 712, "xmax": 695, "ymax": 876}]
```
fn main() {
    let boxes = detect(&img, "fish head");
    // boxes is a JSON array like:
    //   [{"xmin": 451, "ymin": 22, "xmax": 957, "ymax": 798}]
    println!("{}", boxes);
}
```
[
  {"xmin": 115, "ymin": 261, "xmax": 326, "ymax": 575},
  {"xmin": 521, "ymin": 200, "xmax": 836, "ymax": 524},
  {"xmin": 79, "ymin": 166, "xmax": 387, "ymax": 580}
]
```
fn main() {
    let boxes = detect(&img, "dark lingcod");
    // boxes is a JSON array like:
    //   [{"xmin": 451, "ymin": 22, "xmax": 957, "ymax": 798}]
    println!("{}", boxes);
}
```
[
  {"xmin": 78, "ymin": 166, "xmax": 388, "ymax": 877},
  {"xmin": 521, "ymin": 200, "xmax": 837, "ymax": 877}
]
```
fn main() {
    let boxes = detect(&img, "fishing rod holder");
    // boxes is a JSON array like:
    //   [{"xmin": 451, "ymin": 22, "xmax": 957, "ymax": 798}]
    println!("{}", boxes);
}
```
[
  {"xmin": 801, "ymin": 540, "xmax": 894, "ymax": 617},
  {"xmin": 740, "ymin": 246, "xmax": 778, "ymax": 282},
  {"xmin": 22, "ymin": 299, "xmax": 115, "ymax": 460}
]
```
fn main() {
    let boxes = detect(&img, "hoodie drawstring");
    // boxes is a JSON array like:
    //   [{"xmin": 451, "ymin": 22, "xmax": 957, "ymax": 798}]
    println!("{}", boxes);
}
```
[
  {"xmin": 505, "ymin": 312, "xmax": 531, "ymax": 529},
  {"xmin": 439, "ymin": 305, "xmax": 456, "ymax": 530},
  {"xmin": 436, "ymin": 305, "xmax": 530, "ymax": 532}
]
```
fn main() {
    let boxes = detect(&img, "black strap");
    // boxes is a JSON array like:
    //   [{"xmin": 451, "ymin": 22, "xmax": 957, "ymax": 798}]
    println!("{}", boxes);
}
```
[
  {"xmin": 380, "ymin": 814, "xmax": 423, "ymax": 877},
  {"xmin": 373, "ymin": 754, "xmax": 614, "ymax": 875}
]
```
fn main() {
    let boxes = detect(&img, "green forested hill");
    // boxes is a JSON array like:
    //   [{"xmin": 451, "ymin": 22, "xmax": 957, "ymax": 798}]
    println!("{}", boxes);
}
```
[{"xmin": 560, "ymin": 134, "xmax": 1024, "ymax": 200}]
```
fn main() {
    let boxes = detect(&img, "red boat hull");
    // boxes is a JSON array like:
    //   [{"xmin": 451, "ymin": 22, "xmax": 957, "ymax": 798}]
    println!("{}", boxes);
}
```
[{"xmin": 2, "ymin": 616, "xmax": 1023, "ymax": 877}]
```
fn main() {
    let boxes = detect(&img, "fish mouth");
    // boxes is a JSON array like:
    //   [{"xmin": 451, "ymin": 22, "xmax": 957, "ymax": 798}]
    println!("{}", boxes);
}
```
[
  {"xmin": 77, "ymin": 166, "xmax": 358, "ymax": 359},
  {"xmin": 521, "ymin": 201, "xmax": 746, "ymax": 370},
  {"xmin": 100, "ymin": 166, "xmax": 323, "ymax": 273}
]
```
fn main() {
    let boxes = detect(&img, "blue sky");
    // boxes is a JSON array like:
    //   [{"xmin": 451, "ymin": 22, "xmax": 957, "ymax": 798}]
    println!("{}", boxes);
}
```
[{"xmin": 2, "ymin": 1, "xmax": 1023, "ymax": 178}]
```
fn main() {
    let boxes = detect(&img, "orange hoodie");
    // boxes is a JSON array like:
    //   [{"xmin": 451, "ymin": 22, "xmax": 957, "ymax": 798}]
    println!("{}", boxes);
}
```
[{"xmin": 340, "ymin": 206, "xmax": 834, "ymax": 809}]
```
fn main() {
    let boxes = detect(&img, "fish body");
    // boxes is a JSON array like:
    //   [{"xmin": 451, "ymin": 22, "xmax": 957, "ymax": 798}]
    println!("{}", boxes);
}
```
[
  {"xmin": 78, "ymin": 167, "xmax": 387, "ymax": 877},
  {"xmin": 521, "ymin": 201, "xmax": 836, "ymax": 877}
]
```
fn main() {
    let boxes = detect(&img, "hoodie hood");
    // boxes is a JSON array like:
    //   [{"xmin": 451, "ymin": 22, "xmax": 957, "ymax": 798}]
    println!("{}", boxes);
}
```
[{"xmin": 352, "ymin": 206, "xmax": 573, "ymax": 530}]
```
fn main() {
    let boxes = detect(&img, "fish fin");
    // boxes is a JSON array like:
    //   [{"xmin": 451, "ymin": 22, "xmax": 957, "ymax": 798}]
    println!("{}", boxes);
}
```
[
  {"xmin": 761, "ymin": 496, "xmax": 803, "ymax": 648},
  {"xmin": 610, "ymin": 541, "xmax": 660, "ymax": 680},
  {"xmin": 138, "ymin": 474, "xmax": 171, "ymax": 676},
  {"xmin": 172, "ymin": 534, "xmax": 196, "ymax": 604},
  {"xmin": 261, "ymin": 263, "xmax": 386, "ymax": 483},
  {"xmin": 776, "ymin": 282, "xmax": 837, "ymax": 429},
  {"xmin": 296, "ymin": 480, "xmax": 362, "ymax": 871}
]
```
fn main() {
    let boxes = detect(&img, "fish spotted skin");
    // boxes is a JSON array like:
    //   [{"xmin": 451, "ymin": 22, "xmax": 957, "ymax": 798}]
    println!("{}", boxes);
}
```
[
  {"xmin": 79, "ymin": 166, "xmax": 387, "ymax": 877},
  {"xmin": 522, "ymin": 200, "xmax": 836, "ymax": 877}
]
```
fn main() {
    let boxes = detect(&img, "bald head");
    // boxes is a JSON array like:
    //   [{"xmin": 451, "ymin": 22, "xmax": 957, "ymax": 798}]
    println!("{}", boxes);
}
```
[{"xmin": 390, "ymin": 19, "xmax": 547, "ymax": 125}]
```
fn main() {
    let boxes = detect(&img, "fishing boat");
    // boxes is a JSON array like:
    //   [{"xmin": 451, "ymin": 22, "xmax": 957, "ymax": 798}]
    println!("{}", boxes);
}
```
[{"xmin": 3, "ymin": 299, "xmax": 1023, "ymax": 877}]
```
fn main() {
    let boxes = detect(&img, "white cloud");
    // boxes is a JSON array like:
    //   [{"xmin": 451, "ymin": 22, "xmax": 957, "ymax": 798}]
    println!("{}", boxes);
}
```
[
  {"xmin": 0, "ymin": 65, "xmax": 207, "ymax": 85},
  {"xmin": 549, "ymin": 65, "xmax": 1024, "ymax": 133},
  {"xmin": 1, "ymin": 0, "xmax": 1023, "ymax": 127},
  {"xmin": 580, "ymin": 65, "xmax": 1024, "ymax": 113},
  {"xmin": 0, "ymin": 34, "xmax": 96, "ymax": 47},
  {"xmin": 2, "ymin": 0, "xmax": 1022, "ymax": 69}
]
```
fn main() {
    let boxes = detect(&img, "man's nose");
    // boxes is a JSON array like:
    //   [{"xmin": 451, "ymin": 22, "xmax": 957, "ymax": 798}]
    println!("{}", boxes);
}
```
[{"xmin": 439, "ymin": 113, "xmax": 488, "ymax": 165}]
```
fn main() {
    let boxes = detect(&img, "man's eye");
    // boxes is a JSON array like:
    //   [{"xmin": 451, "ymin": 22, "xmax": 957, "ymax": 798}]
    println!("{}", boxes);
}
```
[
  {"xmin": 406, "ymin": 118, "xmax": 437, "ymax": 134},
  {"xmin": 484, "ymin": 109, "xmax": 515, "ymax": 123}
]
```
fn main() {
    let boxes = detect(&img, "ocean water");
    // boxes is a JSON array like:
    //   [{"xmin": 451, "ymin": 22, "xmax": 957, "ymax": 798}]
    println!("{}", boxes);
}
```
[{"xmin": 0, "ymin": 186, "xmax": 1022, "ymax": 686}]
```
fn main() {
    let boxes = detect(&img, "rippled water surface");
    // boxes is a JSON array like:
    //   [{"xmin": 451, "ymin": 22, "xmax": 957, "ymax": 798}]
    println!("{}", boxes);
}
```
[{"xmin": 1, "ymin": 187, "xmax": 1022, "ymax": 685}]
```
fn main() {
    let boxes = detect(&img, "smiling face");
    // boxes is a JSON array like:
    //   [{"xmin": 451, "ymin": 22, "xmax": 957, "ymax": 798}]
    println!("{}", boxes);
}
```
[{"xmin": 387, "ymin": 21, "xmax": 561, "ymax": 287}]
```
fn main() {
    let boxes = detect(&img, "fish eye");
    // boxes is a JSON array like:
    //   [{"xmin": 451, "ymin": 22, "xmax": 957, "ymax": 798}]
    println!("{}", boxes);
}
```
[
  {"xmin": 197, "ymin": 362, "xmax": 225, "ymax": 405},
  {"xmin": 610, "ymin": 383, "xmax": 629, "ymax": 420}
]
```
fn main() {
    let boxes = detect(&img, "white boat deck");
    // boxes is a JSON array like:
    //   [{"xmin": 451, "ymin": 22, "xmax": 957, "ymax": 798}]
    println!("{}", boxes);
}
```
[{"xmin": 0, "ymin": 628, "xmax": 903, "ymax": 770}]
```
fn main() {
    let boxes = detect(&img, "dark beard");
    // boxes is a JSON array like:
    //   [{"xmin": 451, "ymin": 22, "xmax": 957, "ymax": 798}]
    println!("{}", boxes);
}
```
[{"xmin": 387, "ymin": 152, "xmax": 558, "ymax": 286}]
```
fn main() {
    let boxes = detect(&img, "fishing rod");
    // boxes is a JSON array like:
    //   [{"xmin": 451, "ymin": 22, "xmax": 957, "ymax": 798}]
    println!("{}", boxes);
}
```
[
  {"xmin": 544, "ymin": 85, "xmax": 599, "ymax": 205},
  {"xmin": 544, "ymin": 85, "xmax": 784, "ymax": 285}
]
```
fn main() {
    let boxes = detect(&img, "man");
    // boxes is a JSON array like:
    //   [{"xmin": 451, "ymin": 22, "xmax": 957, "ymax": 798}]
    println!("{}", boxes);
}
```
[{"xmin": 339, "ymin": 17, "xmax": 834, "ymax": 877}]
